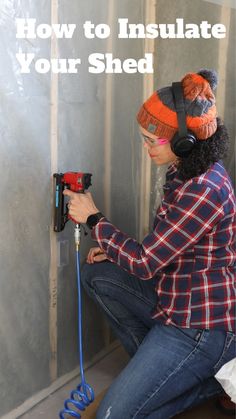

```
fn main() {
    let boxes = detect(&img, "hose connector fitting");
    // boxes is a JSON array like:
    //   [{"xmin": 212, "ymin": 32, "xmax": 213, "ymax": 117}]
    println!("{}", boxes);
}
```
[{"xmin": 74, "ymin": 224, "xmax": 81, "ymax": 251}]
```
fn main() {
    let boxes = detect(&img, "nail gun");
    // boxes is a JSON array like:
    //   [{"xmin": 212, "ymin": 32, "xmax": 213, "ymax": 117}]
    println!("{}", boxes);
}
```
[
  {"xmin": 54, "ymin": 172, "xmax": 96, "ymax": 417},
  {"xmin": 53, "ymin": 172, "xmax": 92, "ymax": 232}
]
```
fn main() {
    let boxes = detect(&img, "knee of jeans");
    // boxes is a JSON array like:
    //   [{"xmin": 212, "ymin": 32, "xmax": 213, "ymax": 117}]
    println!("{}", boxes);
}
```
[{"xmin": 81, "ymin": 262, "xmax": 110, "ymax": 296}]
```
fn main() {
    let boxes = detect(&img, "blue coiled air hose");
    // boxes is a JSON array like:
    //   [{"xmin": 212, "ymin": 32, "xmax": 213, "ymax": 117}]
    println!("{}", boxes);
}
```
[{"xmin": 59, "ymin": 224, "xmax": 95, "ymax": 418}]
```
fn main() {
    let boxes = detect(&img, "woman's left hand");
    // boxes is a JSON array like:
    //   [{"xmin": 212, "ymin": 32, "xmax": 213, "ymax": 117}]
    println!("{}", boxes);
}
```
[{"xmin": 63, "ymin": 190, "xmax": 100, "ymax": 224}]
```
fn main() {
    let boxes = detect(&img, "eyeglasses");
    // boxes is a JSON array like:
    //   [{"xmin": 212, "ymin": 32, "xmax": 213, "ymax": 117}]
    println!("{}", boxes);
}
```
[{"xmin": 139, "ymin": 132, "xmax": 169, "ymax": 147}]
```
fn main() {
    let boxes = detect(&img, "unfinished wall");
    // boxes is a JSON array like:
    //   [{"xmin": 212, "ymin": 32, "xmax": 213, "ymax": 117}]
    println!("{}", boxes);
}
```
[
  {"xmin": 56, "ymin": 0, "xmax": 145, "ymax": 378},
  {"xmin": 0, "ymin": 1, "xmax": 51, "ymax": 414},
  {"xmin": 0, "ymin": 0, "xmax": 144, "ymax": 416}
]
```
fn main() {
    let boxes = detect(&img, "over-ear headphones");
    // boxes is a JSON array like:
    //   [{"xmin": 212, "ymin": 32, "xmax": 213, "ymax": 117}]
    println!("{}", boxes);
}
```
[{"xmin": 171, "ymin": 82, "xmax": 197, "ymax": 158}]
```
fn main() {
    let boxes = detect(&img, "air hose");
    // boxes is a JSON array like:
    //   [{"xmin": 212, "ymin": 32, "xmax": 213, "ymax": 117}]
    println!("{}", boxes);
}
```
[{"xmin": 59, "ymin": 224, "xmax": 95, "ymax": 418}]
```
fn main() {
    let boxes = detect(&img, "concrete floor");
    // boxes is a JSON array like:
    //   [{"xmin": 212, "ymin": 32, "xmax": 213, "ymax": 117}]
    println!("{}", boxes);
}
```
[
  {"xmin": 19, "ymin": 346, "xmax": 129, "ymax": 419},
  {"xmin": 19, "ymin": 346, "xmax": 232, "ymax": 419}
]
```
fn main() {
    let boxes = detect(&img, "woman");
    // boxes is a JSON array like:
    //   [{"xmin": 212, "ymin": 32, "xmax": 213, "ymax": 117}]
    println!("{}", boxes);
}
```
[{"xmin": 64, "ymin": 69, "xmax": 236, "ymax": 418}]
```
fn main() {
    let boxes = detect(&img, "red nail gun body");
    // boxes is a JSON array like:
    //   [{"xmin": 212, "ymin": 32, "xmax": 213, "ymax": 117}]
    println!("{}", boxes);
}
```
[{"xmin": 53, "ymin": 172, "xmax": 92, "ymax": 232}]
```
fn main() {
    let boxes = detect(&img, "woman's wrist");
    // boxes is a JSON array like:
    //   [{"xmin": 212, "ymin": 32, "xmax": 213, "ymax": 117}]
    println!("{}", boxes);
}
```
[{"xmin": 86, "ymin": 212, "xmax": 104, "ymax": 229}]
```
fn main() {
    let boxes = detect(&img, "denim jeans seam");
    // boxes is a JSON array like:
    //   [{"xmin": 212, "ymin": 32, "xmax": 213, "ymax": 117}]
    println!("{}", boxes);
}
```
[
  {"xmin": 132, "ymin": 337, "xmax": 204, "ymax": 418},
  {"xmin": 94, "ymin": 292, "xmax": 121, "ymax": 325},
  {"xmin": 94, "ymin": 292, "xmax": 140, "ymax": 349},
  {"xmin": 91, "ymin": 276, "xmax": 155, "ymax": 307},
  {"xmin": 213, "ymin": 333, "xmax": 234, "ymax": 372}
]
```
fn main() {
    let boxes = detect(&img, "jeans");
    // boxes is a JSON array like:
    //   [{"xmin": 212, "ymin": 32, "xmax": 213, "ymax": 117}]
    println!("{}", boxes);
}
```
[{"xmin": 81, "ymin": 261, "xmax": 236, "ymax": 419}]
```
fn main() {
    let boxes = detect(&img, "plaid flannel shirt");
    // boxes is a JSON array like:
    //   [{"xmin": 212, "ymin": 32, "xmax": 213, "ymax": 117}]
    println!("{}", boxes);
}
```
[{"xmin": 92, "ymin": 162, "xmax": 236, "ymax": 331}]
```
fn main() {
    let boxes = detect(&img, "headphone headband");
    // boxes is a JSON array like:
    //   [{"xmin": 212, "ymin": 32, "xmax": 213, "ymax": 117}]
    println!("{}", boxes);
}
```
[
  {"xmin": 171, "ymin": 81, "xmax": 197, "ymax": 158},
  {"xmin": 172, "ymin": 82, "xmax": 188, "ymax": 138}
]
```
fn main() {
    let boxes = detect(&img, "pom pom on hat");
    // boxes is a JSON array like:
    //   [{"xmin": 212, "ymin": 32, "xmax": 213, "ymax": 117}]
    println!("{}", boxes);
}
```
[
  {"xmin": 137, "ymin": 69, "xmax": 218, "ymax": 141},
  {"xmin": 197, "ymin": 68, "xmax": 218, "ymax": 90}
]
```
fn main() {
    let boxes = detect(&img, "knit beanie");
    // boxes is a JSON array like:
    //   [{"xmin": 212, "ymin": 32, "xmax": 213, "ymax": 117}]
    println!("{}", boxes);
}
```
[{"xmin": 137, "ymin": 69, "xmax": 218, "ymax": 141}]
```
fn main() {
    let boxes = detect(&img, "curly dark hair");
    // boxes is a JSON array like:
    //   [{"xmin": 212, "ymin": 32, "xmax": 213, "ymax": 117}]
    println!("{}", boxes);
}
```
[{"xmin": 177, "ymin": 118, "xmax": 230, "ymax": 181}]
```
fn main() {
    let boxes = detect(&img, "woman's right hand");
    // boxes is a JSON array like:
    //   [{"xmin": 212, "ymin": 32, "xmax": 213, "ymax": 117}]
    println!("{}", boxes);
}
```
[{"xmin": 86, "ymin": 247, "xmax": 108, "ymax": 264}]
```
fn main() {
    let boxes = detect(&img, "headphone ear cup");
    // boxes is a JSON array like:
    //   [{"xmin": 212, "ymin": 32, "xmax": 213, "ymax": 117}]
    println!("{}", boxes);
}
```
[{"xmin": 171, "ymin": 133, "xmax": 197, "ymax": 158}]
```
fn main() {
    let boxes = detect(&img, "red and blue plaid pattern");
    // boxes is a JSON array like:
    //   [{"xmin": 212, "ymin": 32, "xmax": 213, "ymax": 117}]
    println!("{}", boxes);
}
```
[{"xmin": 92, "ymin": 162, "xmax": 236, "ymax": 332}]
